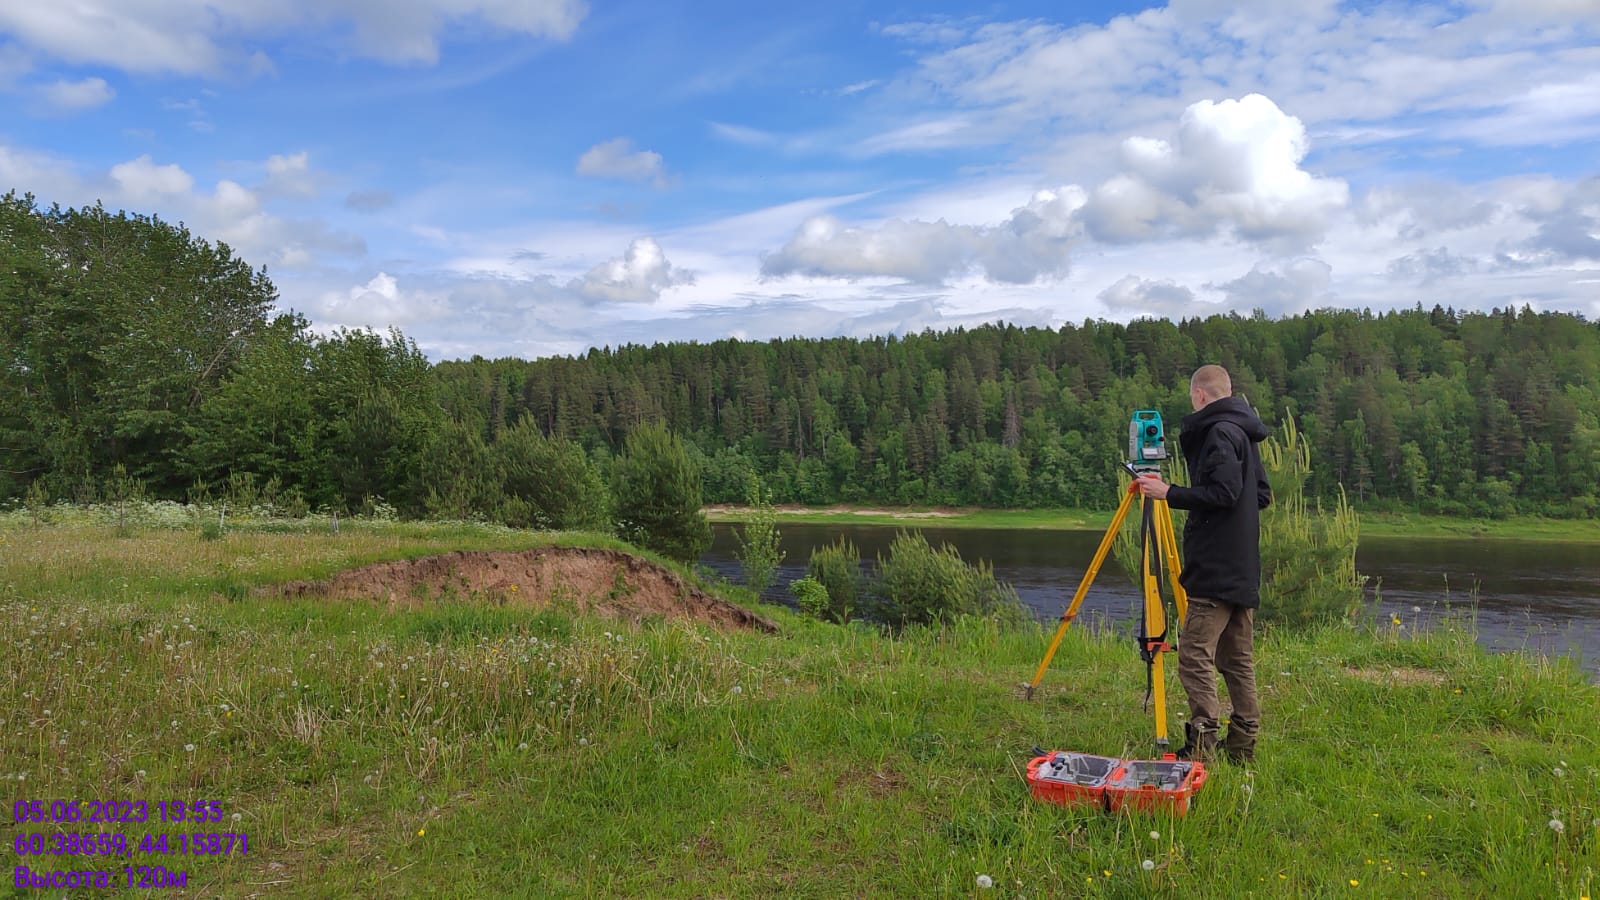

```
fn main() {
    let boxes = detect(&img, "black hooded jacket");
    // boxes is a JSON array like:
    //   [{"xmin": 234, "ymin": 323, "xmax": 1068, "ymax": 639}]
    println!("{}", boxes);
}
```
[{"xmin": 1164, "ymin": 396, "xmax": 1273, "ymax": 608}]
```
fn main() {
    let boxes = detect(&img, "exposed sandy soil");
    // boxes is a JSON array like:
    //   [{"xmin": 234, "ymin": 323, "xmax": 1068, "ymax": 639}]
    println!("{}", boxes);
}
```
[{"xmin": 272, "ymin": 546, "xmax": 778, "ymax": 632}]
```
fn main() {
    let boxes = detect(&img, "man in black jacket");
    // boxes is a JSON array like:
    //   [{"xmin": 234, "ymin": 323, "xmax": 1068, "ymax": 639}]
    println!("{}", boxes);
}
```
[{"xmin": 1134, "ymin": 365, "xmax": 1272, "ymax": 763}]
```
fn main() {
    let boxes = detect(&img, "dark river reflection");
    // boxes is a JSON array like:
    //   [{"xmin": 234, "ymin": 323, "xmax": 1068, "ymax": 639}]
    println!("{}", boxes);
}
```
[{"xmin": 702, "ymin": 523, "xmax": 1600, "ymax": 680}]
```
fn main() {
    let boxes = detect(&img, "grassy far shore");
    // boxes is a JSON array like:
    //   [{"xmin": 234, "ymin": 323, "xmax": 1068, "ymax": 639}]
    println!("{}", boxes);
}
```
[
  {"xmin": 1, "ymin": 512, "xmax": 1596, "ymax": 898},
  {"xmin": 705, "ymin": 503, "xmax": 1600, "ymax": 542}
]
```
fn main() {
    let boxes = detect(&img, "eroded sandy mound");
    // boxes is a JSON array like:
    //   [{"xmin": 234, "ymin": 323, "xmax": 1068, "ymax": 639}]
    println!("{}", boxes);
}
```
[{"xmin": 273, "ymin": 547, "xmax": 777, "ymax": 632}]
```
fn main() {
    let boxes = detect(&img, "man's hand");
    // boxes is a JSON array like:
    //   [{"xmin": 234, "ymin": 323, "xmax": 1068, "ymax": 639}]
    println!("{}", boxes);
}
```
[{"xmin": 1135, "ymin": 474, "xmax": 1170, "ymax": 500}]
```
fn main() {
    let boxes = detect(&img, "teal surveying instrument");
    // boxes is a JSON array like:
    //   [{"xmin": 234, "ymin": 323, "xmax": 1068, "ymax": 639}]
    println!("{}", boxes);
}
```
[{"xmin": 1023, "ymin": 409, "xmax": 1189, "ymax": 753}]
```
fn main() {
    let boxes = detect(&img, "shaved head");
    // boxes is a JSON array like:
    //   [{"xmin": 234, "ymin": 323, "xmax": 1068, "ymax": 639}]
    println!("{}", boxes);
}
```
[{"xmin": 1191, "ymin": 365, "xmax": 1232, "ymax": 403}]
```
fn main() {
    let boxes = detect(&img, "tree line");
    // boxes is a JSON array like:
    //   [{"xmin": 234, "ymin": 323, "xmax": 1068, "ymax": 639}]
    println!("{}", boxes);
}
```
[{"xmin": 5, "ymin": 194, "xmax": 1599, "ymax": 529}]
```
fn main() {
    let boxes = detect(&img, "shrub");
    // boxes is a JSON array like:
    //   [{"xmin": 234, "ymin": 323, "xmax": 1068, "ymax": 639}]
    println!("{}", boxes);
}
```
[
  {"xmin": 734, "ymin": 476, "xmax": 784, "ymax": 593},
  {"xmin": 1258, "ymin": 415, "xmax": 1366, "ymax": 627},
  {"xmin": 790, "ymin": 574, "xmax": 830, "ymax": 620},
  {"xmin": 873, "ymin": 530, "xmax": 1026, "ymax": 628},
  {"xmin": 611, "ymin": 422, "xmax": 712, "ymax": 564},
  {"xmin": 806, "ymin": 537, "xmax": 863, "ymax": 624}
]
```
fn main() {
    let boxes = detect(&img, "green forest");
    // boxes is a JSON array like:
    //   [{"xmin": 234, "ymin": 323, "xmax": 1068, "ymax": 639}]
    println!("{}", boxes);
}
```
[{"xmin": 6, "ymin": 193, "xmax": 1600, "ymax": 524}]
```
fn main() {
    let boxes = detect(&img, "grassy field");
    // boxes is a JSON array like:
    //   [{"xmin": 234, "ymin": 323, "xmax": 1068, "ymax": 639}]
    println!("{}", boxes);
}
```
[
  {"xmin": 1, "ymin": 509, "xmax": 1597, "ymax": 897},
  {"xmin": 706, "ymin": 503, "xmax": 1600, "ymax": 542}
]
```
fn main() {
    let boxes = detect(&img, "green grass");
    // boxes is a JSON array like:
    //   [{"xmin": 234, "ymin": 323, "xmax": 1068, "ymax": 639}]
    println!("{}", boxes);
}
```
[
  {"xmin": 2, "ymin": 511, "xmax": 1597, "ymax": 897},
  {"xmin": 708, "ymin": 503, "xmax": 1600, "ymax": 542}
]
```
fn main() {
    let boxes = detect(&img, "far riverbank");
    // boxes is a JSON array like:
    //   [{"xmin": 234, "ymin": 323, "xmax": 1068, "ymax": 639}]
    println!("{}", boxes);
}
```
[{"xmin": 703, "ymin": 504, "xmax": 1600, "ymax": 542}]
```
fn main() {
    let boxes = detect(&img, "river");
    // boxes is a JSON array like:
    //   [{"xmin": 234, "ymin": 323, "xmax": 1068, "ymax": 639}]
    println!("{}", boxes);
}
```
[{"xmin": 701, "ymin": 522, "xmax": 1600, "ymax": 680}]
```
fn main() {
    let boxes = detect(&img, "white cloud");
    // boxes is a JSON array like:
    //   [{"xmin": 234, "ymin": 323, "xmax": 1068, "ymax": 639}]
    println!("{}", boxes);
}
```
[
  {"xmin": 1524, "ymin": 176, "xmax": 1600, "ymax": 262},
  {"xmin": 110, "ymin": 155, "xmax": 195, "ymax": 199},
  {"xmin": 572, "ymin": 237, "xmax": 693, "ymax": 303},
  {"xmin": 1385, "ymin": 247, "xmax": 1480, "ymax": 284},
  {"xmin": 1079, "ymin": 94, "xmax": 1349, "ymax": 247},
  {"xmin": 313, "ymin": 272, "xmax": 451, "ymax": 329},
  {"xmin": 1098, "ymin": 275, "xmax": 1200, "ymax": 316},
  {"xmin": 263, "ymin": 151, "xmax": 319, "ymax": 197},
  {"xmin": 1211, "ymin": 258, "xmax": 1334, "ymax": 315},
  {"xmin": 762, "ymin": 187, "xmax": 1085, "ymax": 285},
  {"xmin": 708, "ymin": 121, "xmax": 779, "ymax": 147},
  {"xmin": 37, "ymin": 76, "xmax": 113, "ymax": 112},
  {"xmin": 0, "ymin": 0, "xmax": 587, "ymax": 75},
  {"xmin": 576, "ymin": 138, "xmax": 668, "ymax": 187}
]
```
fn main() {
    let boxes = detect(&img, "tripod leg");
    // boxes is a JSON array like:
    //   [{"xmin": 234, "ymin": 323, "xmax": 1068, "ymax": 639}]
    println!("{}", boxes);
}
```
[
  {"xmin": 1154, "ymin": 499, "xmax": 1188, "ymax": 621},
  {"xmin": 1141, "ymin": 496, "xmax": 1170, "ymax": 749},
  {"xmin": 1023, "ymin": 486, "xmax": 1140, "ymax": 698}
]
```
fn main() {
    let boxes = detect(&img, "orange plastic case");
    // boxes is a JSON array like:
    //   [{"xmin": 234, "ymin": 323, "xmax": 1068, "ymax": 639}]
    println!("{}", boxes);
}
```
[{"xmin": 1026, "ymin": 751, "xmax": 1208, "ymax": 816}]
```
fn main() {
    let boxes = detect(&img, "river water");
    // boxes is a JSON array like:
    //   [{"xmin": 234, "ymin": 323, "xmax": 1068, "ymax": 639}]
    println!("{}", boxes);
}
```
[{"xmin": 701, "ymin": 522, "xmax": 1600, "ymax": 680}]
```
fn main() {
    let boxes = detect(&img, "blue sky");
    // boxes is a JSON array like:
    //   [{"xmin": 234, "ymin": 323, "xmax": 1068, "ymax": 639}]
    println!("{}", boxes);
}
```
[{"xmin": 2, "ymin": 0, "xmax": 1597, "ymax": 359}]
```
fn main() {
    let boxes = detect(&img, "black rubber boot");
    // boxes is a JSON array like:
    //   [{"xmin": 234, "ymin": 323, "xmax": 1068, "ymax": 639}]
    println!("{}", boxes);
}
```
[
  {"xmin": 1175, "ymin": 721, "xmax": 1217, "ymax": 762},
  {"xmin": 1223, "ymin": 718, "xmax": 1258, "ymax": 764}
]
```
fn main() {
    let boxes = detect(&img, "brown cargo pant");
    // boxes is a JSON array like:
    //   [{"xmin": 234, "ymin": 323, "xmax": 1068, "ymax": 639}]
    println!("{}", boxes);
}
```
[{"xmin": 1178, "ymin": 596, "xmax": 1261, "ymax": 758}]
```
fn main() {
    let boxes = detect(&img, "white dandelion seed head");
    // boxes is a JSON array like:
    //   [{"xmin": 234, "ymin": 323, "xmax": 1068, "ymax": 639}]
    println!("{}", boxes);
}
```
[
  {"xmin": 518, "ymin": 742, "xmax": 529, "ymax": 750},
  {"xmin": 731, "ymin": 685, "xmax": 743, "ymax": 695},
  {"xmin": 231, "ymin": 813, "xmax": 241, "ymax": 822},
  {"xmin": 1548, "ymin": 819, "xmax": 1564, "ymax": 833},
  {"xmin": 1149, "ymin": 831, "xmax": 1160, "ymax": 840},
  {"xmin": 579, "ymin": 737, "xmax": 588, "ymax": 746},
  {"xmin": 136, "ymin": 770, "xmax": 146, "ymax": 778},
  {"xmin": 1142, "ymin": 860, "xmax": 1155, "ymax": 871},
  {"xmin": 976, "ymin": 874, "xmax": 993, "ymax": 889},
  {"xmin": 184, "ymin": 744, "xmax": 196, "ymax": 752}
]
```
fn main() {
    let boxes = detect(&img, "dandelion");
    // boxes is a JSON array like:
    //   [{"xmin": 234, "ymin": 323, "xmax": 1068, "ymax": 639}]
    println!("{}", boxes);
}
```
[
  {"xmin": 518, "ymin": 742, "xmax": 529, "ymax": 750},
  {"xmin": 1553, "ymin": 767, "xmax": 1564, "ymax": 778},
  {"xmin": 1350, "ymin": 879, "xmax": 1359, "ymax": 886},
  {"xmin": 417, "ymin": 828, "xmax": 425, "ymax": 836},
  {"xmin": 1548, "ymin": 819, "xmax": 1564, "ymax": 833},
  {"xmin": 184, "ymin": 744, "xmax": 196, "ymax": 752},
  {"xmin": 731, "ymin": 685, "xmax": 742, "ymax": 695},
  {"xmin": 1141, "ymin": 860, "xmax": 1155, "ymax": 871},
  {"xmin": 231, "ymin": 813, "xmax": 241, "ymax": 823},
  {"xmin": 579, "ymin": 737, "xmax": 589, "ymax": 747},
  {"xmin": 1149, "ymin": 831, "xmax": 1160, "ymax": 840},
  {"xmin": 136, "ymin": 770, "xmax": 146, "ymax": 778},
  {"xmin": 976, "ymin": 874, "xmax": 993, "ymax": 889}
]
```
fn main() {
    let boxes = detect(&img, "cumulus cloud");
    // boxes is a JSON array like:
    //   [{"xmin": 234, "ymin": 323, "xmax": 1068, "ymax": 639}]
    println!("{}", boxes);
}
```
[
  {"xmin": 1079, "ymin": 94, "xmax": 1349, "ymax": 247},
  {"xmin": 572, "ymin": 237, "xmax": 693, "ymax": 303},
  {"xmin": 0, "ymin": 0, "xmax": 587, "ymax": 75},
  {"xmin": 263, "ymin": 151, "xmax": 318, "ymax": 197},
  {"xmin": 37, "ymin": 76, "xmax": 113, "ymax": 112},
  {"xmin": 313, "ymin": 272, "xmax": 451, "ymax": 329},
  {"xmin": 1098, "ymin": 275, "xmax": 1199, "ymax": 316},
  {"xmin": 576, "ymin": 138, "xmax": 668, "ymax": 187},
  {"xmin": 761, "ymin": 187, "xmax": 1084, "ymax": 285},
  {"xmin": 109, "ymin": 154, "xmax": 195, "ymax": 199},
  {"xmin": 1211, "ymin": 258, "xmax": 1333, "ymax": 315}
]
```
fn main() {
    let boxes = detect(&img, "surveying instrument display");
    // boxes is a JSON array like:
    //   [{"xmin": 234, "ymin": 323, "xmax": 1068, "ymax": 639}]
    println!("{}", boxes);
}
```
[{"xmin": 1024, "ymin": 409, "xmax": 1189, "ymax": 754}]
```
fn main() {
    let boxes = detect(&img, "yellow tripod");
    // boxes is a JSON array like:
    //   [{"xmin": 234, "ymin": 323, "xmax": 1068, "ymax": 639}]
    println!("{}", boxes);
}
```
[{"xmin": 1023, "ymin": 476, "xmax": 1189, "ymax": 751}]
